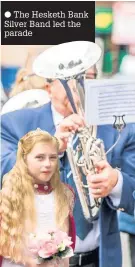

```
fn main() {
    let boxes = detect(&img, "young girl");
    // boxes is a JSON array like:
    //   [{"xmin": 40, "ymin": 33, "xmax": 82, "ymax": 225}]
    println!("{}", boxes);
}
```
[{"xmin": 0, "ymin": 129, "xmax": 75, "ymax": 267}]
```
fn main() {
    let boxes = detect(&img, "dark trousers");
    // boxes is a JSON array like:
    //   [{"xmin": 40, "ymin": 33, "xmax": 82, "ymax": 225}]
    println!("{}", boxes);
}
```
[
  {"xmin": 69, "ymin": 248, "xmax": 99, "ymax": 267},
  {"xmin": 69, "ymin": 262, "xmax": 99, "ymax": 267},
  {"xmin": 69, "ymin": 264, "xmax": 99, "ymax": 267}
]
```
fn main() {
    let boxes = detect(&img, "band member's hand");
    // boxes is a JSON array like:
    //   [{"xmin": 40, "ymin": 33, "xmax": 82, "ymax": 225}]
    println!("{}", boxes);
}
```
[
  {"xmin": 87, "ymin": 160, "xmax": 118, "ymax": 198},
  {"xmin": 56, "ymin": 114, "xmax": 85, "ymax": 133},
  {"xmin": 55, "ymin": 132, "xmax": 71, "ymax": 152},
  {"xmin": 55, "ymin": 114, "xmax": 85, "ymax": 152}
]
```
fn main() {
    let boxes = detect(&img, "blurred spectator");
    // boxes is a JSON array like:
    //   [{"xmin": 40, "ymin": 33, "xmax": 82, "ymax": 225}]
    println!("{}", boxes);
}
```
[
  {"xmin": 9, "ymin": 68, "xmax": 47, "ymax": 97},
  {"xmin": 1, "ymin": 45, "xmax": 51, "ymax": 94},
  {"xmin": 1, "ymin": 67, "xmax": 50, "ymax": 114},
  {"xmin": 119, "ymin": 55, "xmax": 135, "ymax": 76},
  {"xmin": 113, "ymin": 54, "xmax": 135, "ymax": 80}
]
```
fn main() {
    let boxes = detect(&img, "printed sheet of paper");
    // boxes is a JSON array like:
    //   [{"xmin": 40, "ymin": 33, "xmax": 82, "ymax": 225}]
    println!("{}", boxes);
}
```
[{"xmin": 85, "ymin": 79, "xmax": 135, "ymax": 125}]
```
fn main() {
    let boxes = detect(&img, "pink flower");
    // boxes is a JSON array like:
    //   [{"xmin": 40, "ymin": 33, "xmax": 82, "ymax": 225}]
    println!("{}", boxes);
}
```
[
  {"xmin": 53, "ymin": 231, "xmax": 73, "ymax": 247},
  {"xmin": 28, "ymin": 233, "xmax": 52, "ymax": 256},
  {"xmin": 62, "ymin": 237, "xmax": 73, "ymax": 247},
  {"xmin": 28, "ymin": 230, "xmax": 73, "ymax": 260},
  {"xmin": 36, "ymin": 233, "xmax": 52, "ymax": 242},
  {"xmin": 53, "ymin": 231, "xmax": 67, "ymax": 244},
  {"xmin": 37, "ymin": 233, "xmax": 52, "ymax": 248},
  {"xmin": 38, "ymin": 241, "xmax": 58, "ymax": 258}
]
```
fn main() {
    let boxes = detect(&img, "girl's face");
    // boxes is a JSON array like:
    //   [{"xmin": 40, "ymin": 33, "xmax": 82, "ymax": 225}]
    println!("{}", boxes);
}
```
[{"xmin": 26, "ymin": 141, "xmax": 58, "ymax": 184}]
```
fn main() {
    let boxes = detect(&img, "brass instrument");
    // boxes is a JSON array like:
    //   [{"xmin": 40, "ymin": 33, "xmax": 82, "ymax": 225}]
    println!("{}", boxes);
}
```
[
  {"xmin": 66, "ymin": 75, "xmax": 106, "ymax": 221},
  {"xmin": 67, "ymin": 124, "xmax": 106, "ymax": 221}
]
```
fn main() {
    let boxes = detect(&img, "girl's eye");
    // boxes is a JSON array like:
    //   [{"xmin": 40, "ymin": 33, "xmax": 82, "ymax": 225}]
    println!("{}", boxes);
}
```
[
  {"xmin": 36, "ymin": 156, "xmax": 44, "ymax": 160},
  {"xmin": 50, "ymin": 156, "xmax": 57, "ymax": 160}
]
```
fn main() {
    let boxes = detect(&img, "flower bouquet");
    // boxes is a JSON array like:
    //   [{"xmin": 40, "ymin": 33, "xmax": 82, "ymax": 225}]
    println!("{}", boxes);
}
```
[{"xmin": 28, "ymin": 230, "xmax": 74, "ymax": 265}]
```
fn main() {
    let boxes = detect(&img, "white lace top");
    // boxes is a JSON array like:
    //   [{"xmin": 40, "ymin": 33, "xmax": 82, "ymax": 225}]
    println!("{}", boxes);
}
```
[
  {"xmin": 2, "ymin": 192, "xmax": 56, "ymax": 267},
  {"xmin": 35, "ymin": 192, "xmax": 56, "ymax": 233}
]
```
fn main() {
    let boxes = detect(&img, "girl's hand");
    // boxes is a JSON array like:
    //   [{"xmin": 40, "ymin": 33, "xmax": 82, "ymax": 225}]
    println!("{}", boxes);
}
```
[{"xmin": 37, "ymin": 258, "xmax": 69, "ymax": 267}]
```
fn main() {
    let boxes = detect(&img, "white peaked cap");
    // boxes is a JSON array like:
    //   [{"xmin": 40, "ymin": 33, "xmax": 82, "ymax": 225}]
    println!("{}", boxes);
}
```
[{"xmin": 1, "ymin": 89, "xmax": 50, "ymax": 115}]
